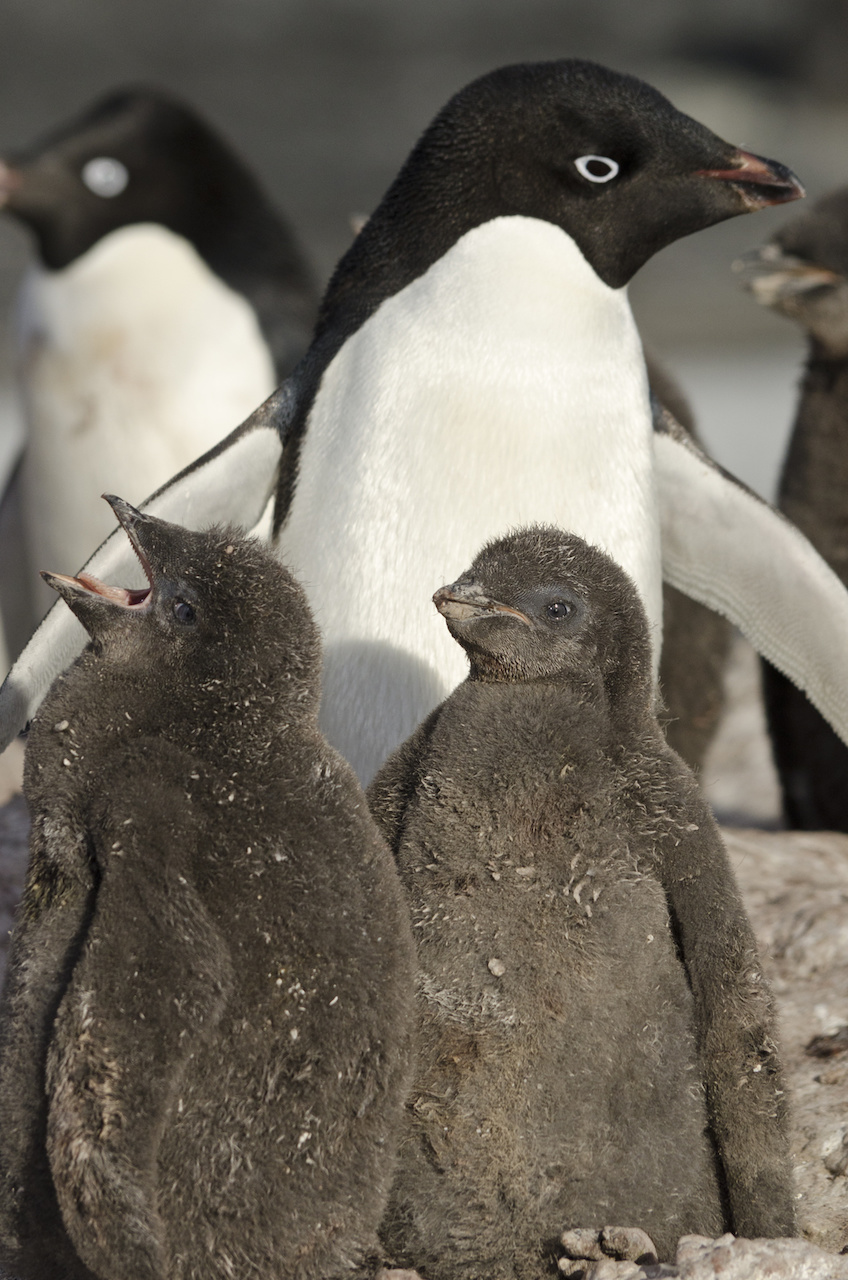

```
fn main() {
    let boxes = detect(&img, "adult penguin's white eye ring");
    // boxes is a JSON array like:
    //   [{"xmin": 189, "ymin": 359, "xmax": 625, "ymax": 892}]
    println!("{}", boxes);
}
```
[
  {"xmin": 574, "ymin": 155, "xmax": 620, "ymax": 184},
  {"xmin": 81, "ymin": 157, "xmax": 129, "ymax": 198}
]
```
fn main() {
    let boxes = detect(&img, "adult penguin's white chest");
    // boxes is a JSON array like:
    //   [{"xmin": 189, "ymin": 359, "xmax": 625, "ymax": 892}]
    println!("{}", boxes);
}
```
[
  {"xmin": 279, "ymin": 216, "xmax": 659, "ymax": 782},
  {"xmin": 18, "ymin": 223, "xmax": 276, "ymax": 600}
]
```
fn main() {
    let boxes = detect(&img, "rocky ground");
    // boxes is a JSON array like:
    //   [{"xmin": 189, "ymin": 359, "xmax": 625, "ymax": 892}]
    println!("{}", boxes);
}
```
[
  {"xmin": 727, "ymin": 825, "xmax": 848, "ymax": 1251},
  {"xmin": 0, "ymin": 638, "xmax": 845, "ymax": 1267}
]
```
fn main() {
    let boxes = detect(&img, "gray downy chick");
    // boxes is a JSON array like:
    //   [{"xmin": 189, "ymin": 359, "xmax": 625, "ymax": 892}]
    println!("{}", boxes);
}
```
[
  {"xmin": 368, "ymin": 526, "xmax": 794, "ymax": 1277},
  {"xmin": 0, "ymin": 496, "xmax": 416, "ymax": 1280},
  {"xmin": 740, "ymin": 191, "xmax": 848, "ymax": 829}
]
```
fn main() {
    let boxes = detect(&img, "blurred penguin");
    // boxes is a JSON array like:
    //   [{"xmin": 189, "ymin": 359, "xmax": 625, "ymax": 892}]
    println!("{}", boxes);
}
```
[
  {"xmin": 741, "ymin": 188, "xmax": 848, "ymax": 829},
  {"xmin": 0, "ymin": 87, "xmax": 319, "ymax": 621}
]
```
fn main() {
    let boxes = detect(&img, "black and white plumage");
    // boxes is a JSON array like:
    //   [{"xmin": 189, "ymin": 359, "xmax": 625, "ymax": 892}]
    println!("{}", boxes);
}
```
[
  {"xmin": 741, "ymin": 190, "xmax": 848, "ymax": 829},
  {"xmin": 0, "ymin": 497, "xmax": 416, "ymax": 1280},
  {"xmin": 7, "ymin": 59, "xmax": 848, "ymax": 789},
  {"xmin": 368, "ymin": 526, "xmax": 794, "ymax": 1275},
  {"xmin": 0, "ymin": 88, "xmax": 319, "ymax": 611}
]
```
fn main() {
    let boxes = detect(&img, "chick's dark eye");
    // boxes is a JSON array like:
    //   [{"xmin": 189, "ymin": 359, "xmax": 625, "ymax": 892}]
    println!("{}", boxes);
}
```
[
  {"xmin": 574, "ymin": 154, "xmax": 620, "ymax": 183},
  {"xmin": 173, "ymin": 600, "xmax": 196, "ymax": 625},
  {"xmin": 546, "ymin": 600, "xmax": 572, "ymax": 620}
]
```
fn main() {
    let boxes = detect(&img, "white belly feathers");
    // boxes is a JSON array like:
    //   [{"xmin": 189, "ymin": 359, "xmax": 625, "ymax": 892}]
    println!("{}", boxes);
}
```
[
  {"xmin": 279, "ymin": 217, "xmax": 659, "ymax": 781},
  {"xmin": 18, "ymin": 223, "xmax": 276, "ymax": 603}
]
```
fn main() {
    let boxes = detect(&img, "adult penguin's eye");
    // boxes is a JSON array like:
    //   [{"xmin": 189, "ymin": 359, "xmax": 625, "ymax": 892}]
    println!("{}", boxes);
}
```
[
  {"xmin": 546, "ymin": 600, "xmax": 573, "ymax": 621},
  {"xmin": 173, "ymin": 600, "xmax": 196, "ymax": 625},
  {"xmin": 81, "ymin": 157, "xmax": 129, "ymax": 198},
  {"xmin": 574, "ymin": 155, "xmax": 620, "ymax": 184}
]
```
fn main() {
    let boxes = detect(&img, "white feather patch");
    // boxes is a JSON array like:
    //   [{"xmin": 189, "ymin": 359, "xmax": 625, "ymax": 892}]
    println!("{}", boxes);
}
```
[
  {"xmin": 655, "ymin": 430, "xmax": 848, "ymax": 745},
  {"xmin": 17, "ymin": 223, "xmax": 276, "ymax": 607},
  {"xmin": 279, "ymin": 216, "xmax": 660, "ymax": 782}
]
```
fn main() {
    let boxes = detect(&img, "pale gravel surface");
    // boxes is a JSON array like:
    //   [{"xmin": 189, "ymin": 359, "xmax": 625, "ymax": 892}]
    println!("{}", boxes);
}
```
[
  {"xmin": 579, "ymin": 1233, "xmax": 848, "ymax": 1278},
  {"xmin": 727, "ymin": 826, "xmax": 848, "ymax": 1251}
]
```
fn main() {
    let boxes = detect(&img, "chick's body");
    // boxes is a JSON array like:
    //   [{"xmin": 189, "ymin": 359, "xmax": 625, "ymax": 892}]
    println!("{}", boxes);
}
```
[
  {"xmin": 0, "ymin": 511, "xmax": 416, "ymax": 1280},
  {"xmin": 369, "ymin": 528, "xmax": 793, "ymax": 1278}
]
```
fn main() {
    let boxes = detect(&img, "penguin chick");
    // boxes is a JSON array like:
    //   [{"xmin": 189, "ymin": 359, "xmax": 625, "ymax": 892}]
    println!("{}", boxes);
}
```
[
  {"xmin": 0, "ymin": 87, "xmax": 319, "ymax": 614},
  {"xmin": 368, "ymin": 527, "xmax": 794, "ymax": 1277},
  {"xmin": 740, "ymin": 188, "xmax": 848, "ymax": 829},
  {"xmin": 0, "ymin": 497, "xmax": 416, "ymax": 1280}
]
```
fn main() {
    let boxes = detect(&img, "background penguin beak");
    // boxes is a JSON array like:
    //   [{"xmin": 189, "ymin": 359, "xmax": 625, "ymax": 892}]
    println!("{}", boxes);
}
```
[
  {"xmin": 732, "ymin": 244, "xmax": 843, "ymax": 306},
  {"xmin": 696, "ymin": 150, "xmax": 805, "ymax": 209},
  {"xmin": 433, "ymin": 582, "xmax": 531, "ymax": 625},
  {"xmin": 0, "ymin": 160, "xmax": 22, "ymax": 209}
]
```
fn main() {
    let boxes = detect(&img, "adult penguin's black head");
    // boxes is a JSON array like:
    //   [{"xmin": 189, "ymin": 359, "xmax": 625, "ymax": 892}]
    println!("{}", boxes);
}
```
[
  {"xmin": 0, "ymin": 87, "xmax": 308, "ymax": 284},
  {"xmin": 41, "ymin": 496, "xmax": 321, "ymax": 719},
  {"xmin": 738, "ymin": 186, "xmax": 848, "ymax": 357},
  {"xmin": 321, "ymin": 58, "xmax": 803, "ymax": 329},
  {"xmin": 433, "ymin": 525, "xmax": 653, "ymax": 718}
]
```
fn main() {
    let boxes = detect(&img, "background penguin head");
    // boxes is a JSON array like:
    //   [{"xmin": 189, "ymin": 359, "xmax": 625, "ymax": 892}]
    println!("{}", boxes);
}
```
[
  {"xmin": 738, "ymin": 187, "xmax": 848, "ymax": 357},
  {"xmin": 345, "ymin": 58, "xmax": 804, "ymax": 301},
  {"xmin": 41, "ymin": 496, "xmax": 321, "ymax": 716},
  {"xmin": 0, "ymin": 87, "xmax": 291, "ymax": 274},
  {"xmin": 433, "ymin": 525, "xmax": 653, "ymax": 714}
]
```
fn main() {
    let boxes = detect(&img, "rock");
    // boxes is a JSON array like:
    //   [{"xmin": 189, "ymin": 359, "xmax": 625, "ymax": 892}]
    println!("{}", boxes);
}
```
[
  {"xmin": 726, "ymin": 827, "xmax": 848, "ymax": 1251},
  {"xmin": 579, "ymin": 1234, "xmax": 848, "ymax": 1279},
  {"xmin": 674, "ymin": 1233, "xmax": 848, "ymax": 1279}
]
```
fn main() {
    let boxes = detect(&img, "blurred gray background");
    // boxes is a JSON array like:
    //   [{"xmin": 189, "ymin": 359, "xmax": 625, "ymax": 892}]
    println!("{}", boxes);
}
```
[{"xmin": 2, "ymin": 0, "xmax": 848, "ymax": 500}]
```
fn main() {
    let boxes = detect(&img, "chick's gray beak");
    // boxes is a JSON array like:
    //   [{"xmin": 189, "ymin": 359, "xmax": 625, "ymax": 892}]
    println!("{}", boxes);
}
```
[
  {"xmin": 41, "ymin": 494, "xmax": 154, "ymax": 616},
  {"xmin": 733, "ymin": 243, "xmax": 843, "ymax": 306},
  {"xmin": 433, "ymin": 581, "xmax": 531, "ymax": 625}
]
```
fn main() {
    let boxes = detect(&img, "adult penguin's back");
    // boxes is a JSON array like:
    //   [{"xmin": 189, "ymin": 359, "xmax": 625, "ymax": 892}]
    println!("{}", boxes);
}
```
[
  {"xmin": 0, "ymin": 87, "xmax": 319, "ymax": 611},
  {"xmin": 274, "ymin": 60, "xmax": 802, "ymax": 781}
]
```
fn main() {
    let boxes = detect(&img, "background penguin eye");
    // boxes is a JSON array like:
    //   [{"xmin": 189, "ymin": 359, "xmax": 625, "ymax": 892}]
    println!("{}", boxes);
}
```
[
  {"xmin": 546, "ymin": 600, "xmax": 573, "ymax": 621},
  {"xmin": 173, "ymin": 600, "xmax": 196, "ymax": 625},
  {"xmin": 574, "ymin": 155, "xmax": 620, "ymax": 184},
  {"xmin": 81, "ymin": 156, "xmax": 129, "ymax": 198}
]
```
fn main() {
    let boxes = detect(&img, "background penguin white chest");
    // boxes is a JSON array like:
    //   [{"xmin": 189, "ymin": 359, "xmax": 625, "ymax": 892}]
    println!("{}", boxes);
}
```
[
  {"xmin": 282, "ymin": 216, "xmax": 660, "ymax": 782},
  {"xmin": 17, "ymin": 223, "xmax": 276, "ymax": 604}
]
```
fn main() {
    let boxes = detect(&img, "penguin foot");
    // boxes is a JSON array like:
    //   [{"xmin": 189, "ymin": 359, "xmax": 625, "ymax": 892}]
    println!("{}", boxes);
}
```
[{"xmin": 558, "ymin": 1226, "xmax": 659, "ymax": 1277}]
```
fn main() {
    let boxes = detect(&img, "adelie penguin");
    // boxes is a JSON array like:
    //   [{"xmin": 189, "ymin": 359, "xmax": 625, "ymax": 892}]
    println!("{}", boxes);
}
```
[
  {"xmin": 0, "ymin": 497, "xmax": 416, "ymax": 1280},
  {"xmin": 740, "ymin": 190, "xmax": 848, "ymax": 830},
  {"xmin": 7, "ymin": 60, "xmax": 848, "ymax": 789},
  {"xmin": 0, "ymin": 87, "xmax": 319, "ymax": 614},
  {"xmin": 368, "ymin": 526, "xmax": 795, "ymax": 1277}
]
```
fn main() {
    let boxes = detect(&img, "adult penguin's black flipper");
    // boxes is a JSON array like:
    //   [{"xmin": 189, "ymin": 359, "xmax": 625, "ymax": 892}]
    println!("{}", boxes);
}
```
[
  {"xmin": 653, "ymin": 402, "xmax": 848, "ymax": 748},
  {"xmin": 0, "ymin": 381, "xmax": 295, "ymax": 752}
]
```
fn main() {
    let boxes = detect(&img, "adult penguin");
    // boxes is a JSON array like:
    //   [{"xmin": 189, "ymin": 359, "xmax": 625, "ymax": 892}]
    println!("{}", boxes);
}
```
[
  {"xmin": 741, "ymin": 188, "xmax": 848, "ymax": 829},
  {"xmin": 0, "ymin": 87, "xmax": 319, "ymax": 613},
  {"xmin": 5, "ymin": 59, "xmax": 848, "ymax": 790}
]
